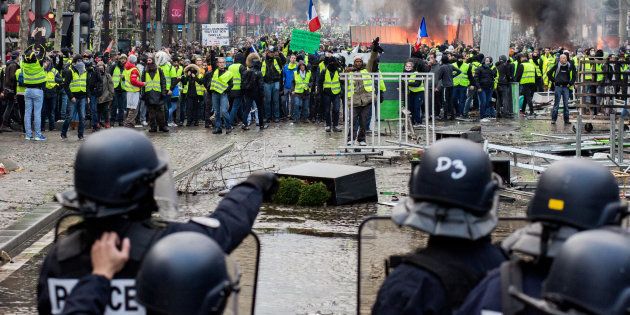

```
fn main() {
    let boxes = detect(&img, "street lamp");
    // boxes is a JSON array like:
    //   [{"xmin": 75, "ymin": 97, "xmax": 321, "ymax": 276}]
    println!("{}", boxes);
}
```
[
  {"xmin": 141, "ymin": 0, "xmax": 148, "ymax": 50},
  {"xmin": 0, "ymin": 1, "xmax": 7, "ymax": 64}
]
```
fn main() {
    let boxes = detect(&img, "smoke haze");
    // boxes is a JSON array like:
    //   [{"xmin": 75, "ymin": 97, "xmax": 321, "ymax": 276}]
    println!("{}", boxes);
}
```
[{"xmin": 510, "ymin": 0, "xmax": 576, "ymax": 46}]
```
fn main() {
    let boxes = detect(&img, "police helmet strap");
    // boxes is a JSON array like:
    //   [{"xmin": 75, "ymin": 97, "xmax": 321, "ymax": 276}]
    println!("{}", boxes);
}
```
[{"xmin": 198, "ymin": 280, "xmax": 234, "ymax": 315}]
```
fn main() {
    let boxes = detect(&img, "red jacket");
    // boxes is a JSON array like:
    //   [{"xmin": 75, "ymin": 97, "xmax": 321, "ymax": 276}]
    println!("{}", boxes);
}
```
[{"xmin": 124, "ymin": 61, "xmax": 145, "ymax": 88}]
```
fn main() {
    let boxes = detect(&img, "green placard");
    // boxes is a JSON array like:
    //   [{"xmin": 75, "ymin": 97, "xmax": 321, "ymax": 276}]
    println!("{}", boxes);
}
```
[{"xmin": 289, "ymin": 29, "xmax": 321, "ymax": 54}]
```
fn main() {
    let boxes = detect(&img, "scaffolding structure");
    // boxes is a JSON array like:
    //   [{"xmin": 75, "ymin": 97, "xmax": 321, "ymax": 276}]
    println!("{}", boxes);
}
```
[
  {"xmin": 574, "ymin": 57, "xmax": 630, "ymax": 163},
  {"xmin": 339, "ymin": 72, "xmax": 436, "ymax": 151}
]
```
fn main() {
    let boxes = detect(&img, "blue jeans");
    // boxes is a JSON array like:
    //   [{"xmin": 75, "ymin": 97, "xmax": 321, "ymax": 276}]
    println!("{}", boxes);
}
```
[
  {"xmin": 293, "ymin": 95, "xmax": 310, "ymax": 121},
  {"xmin": 552, "ymin": 86, "xmax": 570, "ymax": 122},
  {"xmin": 282, "ymin": 88, "xmax": 292, "ymax": 118},
  {"xmin": 61, "ymin": 97, "xmax": 86, "ymax": 138},
  {"xmin": 139, "ymin": 100, "xmax": 147, "ymax": 123},
  {"xmin": 178, "ymin": 97, "xmax": 187, "ymax": 125},
  {"xmin": 24, "ymin": 88, "xmax": 44, "ymax": 138},
  {"xmin": 60, "ymin": 91, "xmax": 69, "ymax": 120},
  {"xmin": 452, "ymin": 86, "xmax": 467, "ymax": 115},
  {"xmin": 89, "ymin": 95, "xmax": 98, "ymax": 128},
  {"xmin": 212, "ymin": 93, "xmax": 230, "ymax": 130},
  {"xmin": 229, "ymin": 95, "xmax": 243, "ymax": 126},
  {"xmin": 42, "ymin": 94, "xmax": 57, "ymax": 131},
  {"xmin": 464, "ymin": 88, "xmax": 478, "ymax": 116},
  {"xmin": 167, "ymin": 98, "xmax": 178, "ymax": 123},
  {"xmin": 408, "ymin": 91, "xmax": 424, "ymax": 124},
  {"xmin": 110, "ymin": 91, "xmax": 126, "ymax": 124},
  {"xmin": 322, "ymin": 93, "xmax": 341, "ymax": 127},
  {"xmin": 479, "ymin": 88, "xmax": 495, "ymax": 118},
  {"xmin": 264, "ymin": 82, "xmax": 280, "ymax": 120}
]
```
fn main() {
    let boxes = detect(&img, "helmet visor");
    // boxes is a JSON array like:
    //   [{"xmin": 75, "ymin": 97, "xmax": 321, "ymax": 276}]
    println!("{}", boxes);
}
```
[{"xmin": 154, "ymin": 149, "xmax": 179, "ymax": 221}]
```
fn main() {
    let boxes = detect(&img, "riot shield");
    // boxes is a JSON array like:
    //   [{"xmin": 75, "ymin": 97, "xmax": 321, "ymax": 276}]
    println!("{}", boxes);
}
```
[
  {"xmin": 357, "ymin": 216, "xmax": 527, "ymax": 314},
  {"xmin": 224, "ymin": 232, "xmax": 261, "ymax": 315},
  {"xmin": 54, "ymin": 215, "xmax": 260, "ymax": 315}
]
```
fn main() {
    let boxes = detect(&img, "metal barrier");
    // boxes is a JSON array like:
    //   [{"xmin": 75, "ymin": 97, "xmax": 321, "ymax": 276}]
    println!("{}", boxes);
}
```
[{"xmin": 339, "ymin": 72, "xmax": 435, "ymax": 150}]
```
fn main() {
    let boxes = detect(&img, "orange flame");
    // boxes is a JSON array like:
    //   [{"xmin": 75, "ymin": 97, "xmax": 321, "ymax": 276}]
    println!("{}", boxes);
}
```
[{"xmin": 597, "ymin": 37, "xmax": 604, "ymax": 50}]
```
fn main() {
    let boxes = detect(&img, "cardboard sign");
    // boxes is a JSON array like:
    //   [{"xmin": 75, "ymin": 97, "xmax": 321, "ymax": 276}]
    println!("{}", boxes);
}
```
[{"xmin": 201, "ymin": 24, "xmax": 230, "ymax": 46}]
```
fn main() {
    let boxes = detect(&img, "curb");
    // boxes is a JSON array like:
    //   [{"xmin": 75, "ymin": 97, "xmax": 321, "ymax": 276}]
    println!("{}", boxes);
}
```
[
  {"xmin": 0, "ymin": 142, "xmax": 235, "ymax": 262},
  {"xmin": 0, "ymin": 203, "xmax": 66, "ymax": 258}
]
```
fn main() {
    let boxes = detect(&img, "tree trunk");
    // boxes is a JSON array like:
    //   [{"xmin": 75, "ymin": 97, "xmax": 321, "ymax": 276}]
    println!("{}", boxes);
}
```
[
  {"xmin": 112, "ymin": 0, "xmax": 119, "ymax": 52},
  {"xmin": 92, "ymin": 0, "xmax": 104, "ymax": 51},
  {"xmin": 19, "ymin": 0, "xmax": 30, "ymax": 50},
  {"xmin": 54, "ymin": 0, "xmax": 64, "ymax": 50},
  {"xmin": 620, "ymin": 0, "xmax": 628, "ymax": 45}
]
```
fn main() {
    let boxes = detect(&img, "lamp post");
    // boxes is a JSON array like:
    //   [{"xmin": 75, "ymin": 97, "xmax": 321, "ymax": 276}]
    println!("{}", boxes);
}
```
[
  {"xmin": 0, "ymin": 1, "xmax": 7, "ymax": 65},
  {"xmin": 141, "ymin": 0, "xmax": 148, "ymax": 50}
]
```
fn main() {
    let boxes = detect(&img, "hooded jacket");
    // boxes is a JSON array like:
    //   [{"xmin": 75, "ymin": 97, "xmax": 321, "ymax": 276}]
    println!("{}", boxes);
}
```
[{"xmin": 124, "ymin": 61, "xmax": 145, "ymax": 89}]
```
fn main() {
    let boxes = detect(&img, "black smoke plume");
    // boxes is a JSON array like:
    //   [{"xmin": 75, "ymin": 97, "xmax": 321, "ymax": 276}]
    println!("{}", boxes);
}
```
[
  {"xmin": 511, "ymin": 0, "xmax": 576, "ymax": 46},
  {"xmin": 407, "ymin": 0, "xmax": 455, "ymax": 41}
]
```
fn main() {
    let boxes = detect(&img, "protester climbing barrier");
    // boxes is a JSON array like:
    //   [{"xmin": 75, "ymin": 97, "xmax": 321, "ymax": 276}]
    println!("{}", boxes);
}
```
[
  {"xmin": 575, "ymin": 57, "xmax": 630, "ymax": 162},
  {"xmin": 339, "ymin": 72, "xmax": 435, "ymax": 150}
]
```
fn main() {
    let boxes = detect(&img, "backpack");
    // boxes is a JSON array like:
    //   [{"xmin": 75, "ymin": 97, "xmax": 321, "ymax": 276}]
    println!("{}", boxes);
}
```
[
  {"xmin": 93, "ymin": 73, "xmax": 105, "ymax": 98},
  {"xmin": 17, "ymin": 70, "xmax": 24, "ymax": 85},
  {"xmin": 242, "ymin": 70, "xmax": 257, "ymax": 92}
]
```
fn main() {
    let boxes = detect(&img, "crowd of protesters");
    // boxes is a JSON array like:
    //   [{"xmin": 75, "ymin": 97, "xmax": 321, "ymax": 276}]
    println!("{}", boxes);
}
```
[{"xmin": 1, "ymin": 32, "xmax": 629, "ymax": 143}]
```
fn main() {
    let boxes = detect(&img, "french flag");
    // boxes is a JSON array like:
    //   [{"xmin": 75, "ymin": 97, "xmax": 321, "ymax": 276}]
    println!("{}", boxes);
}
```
[{"xmin": 308, "ymin": 0, "xmax": 321, "ymax": 32}]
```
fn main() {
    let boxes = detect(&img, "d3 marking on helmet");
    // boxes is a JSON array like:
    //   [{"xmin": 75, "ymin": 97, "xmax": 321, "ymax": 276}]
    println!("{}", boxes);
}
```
[
  {"xmin": 548, "ymin": 198, "xmax": 565, "ymax": 211},
  {"xmin": 435, "ymin": 157, "xmax": 467, "ymax": 180}
]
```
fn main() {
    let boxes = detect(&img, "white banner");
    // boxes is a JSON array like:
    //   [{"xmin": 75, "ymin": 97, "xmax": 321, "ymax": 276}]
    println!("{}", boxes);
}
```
[{"xmin": 201, "ymin": 23, "xmax": 230, "ymax": 46}]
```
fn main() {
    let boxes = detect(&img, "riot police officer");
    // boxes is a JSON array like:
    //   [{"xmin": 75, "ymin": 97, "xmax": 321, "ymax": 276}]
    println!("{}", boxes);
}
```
[
  {"xmin": 59, "ymin": 232, "xmax": 237, "ymax": 315},
  {"xmin": 509, "ymin": 228, "xmax": 630, "ymax": 315},
  {"xmin": 37, "ymin": 128, "xmax": 278, "ymax": 314},
  {"xmin": 372, "ymin": 138, "xmax": 505, "ymax": 315},
  {"xmin": 457, "ymin": 158, "xmax": 627, "ymax": 315}
]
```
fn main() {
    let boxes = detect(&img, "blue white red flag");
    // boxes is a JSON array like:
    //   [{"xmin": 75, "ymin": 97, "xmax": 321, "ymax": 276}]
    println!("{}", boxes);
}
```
[{"xmin": 308, "ymin": 0, "xmax": 321, "ymax": 32}]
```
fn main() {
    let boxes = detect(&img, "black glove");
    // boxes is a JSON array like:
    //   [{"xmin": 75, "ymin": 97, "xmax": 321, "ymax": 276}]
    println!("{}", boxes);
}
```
[
  {"xmin": 244, "ymin": 172, "xmax": 279, "ymax": 201},
  {"xmin": 372, "ymin": 37, "xmax": 384, "ymax": 54}
]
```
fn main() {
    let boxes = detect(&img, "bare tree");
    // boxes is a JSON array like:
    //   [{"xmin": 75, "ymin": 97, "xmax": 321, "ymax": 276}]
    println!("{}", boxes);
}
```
[
  {"xmin": 92, "ymin": 0, "xmax": 104, "ymax": 51},
  {"xmin": 19, "ymin": 0, "xmax": 30, "ymax": 50},
  {"xmin": 620, "ymin": 0, "xmax": 628, "ymax": 44},
  {"xmin": 54, "ymin": 0, "xmax": 64, "ymax": 50}
]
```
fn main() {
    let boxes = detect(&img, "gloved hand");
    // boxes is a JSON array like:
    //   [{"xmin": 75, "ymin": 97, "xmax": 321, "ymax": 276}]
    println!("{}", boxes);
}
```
[
  {"xmin": 244, "ymin": 172, "xmax": 279, "ymax": 201},
  {"xmin": 372, "ymin": 37, "xmax": 384, "ymax": 54}
]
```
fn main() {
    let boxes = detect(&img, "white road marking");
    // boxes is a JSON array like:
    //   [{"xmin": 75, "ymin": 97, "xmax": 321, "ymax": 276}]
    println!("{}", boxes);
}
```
[{"xmin": 0, "ymin": 230, "xmax": 54, "ymax": 282}]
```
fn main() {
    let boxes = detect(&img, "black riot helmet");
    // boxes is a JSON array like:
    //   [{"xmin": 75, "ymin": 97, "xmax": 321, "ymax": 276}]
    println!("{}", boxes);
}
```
[
  {"xmin": 56, "ymin": 128, "xmax": 169, "ymax": 218},
  {"xmin": 528, "ymin": 159, "xmax": 626, "ymax": 229},
  {"xmin": 136, "ymin": 232, "xmax": 238, "ymax": 315},
  {"xmin": 510, "ymin": 228, "xmax": 630, "ymax": 315},
  {"xmin": 541, "ymin": 229, "xmax": 630, "ymax": 315},
  {"xmin": 409, "ymin": 138, "xmax": 500, "ymax": 215}
]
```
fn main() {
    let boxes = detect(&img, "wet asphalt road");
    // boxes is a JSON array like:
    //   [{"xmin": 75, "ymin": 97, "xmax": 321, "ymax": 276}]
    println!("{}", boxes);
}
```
[{"xmin": 0, "ymin": 118, "xmax": 559, "ymax": 314}]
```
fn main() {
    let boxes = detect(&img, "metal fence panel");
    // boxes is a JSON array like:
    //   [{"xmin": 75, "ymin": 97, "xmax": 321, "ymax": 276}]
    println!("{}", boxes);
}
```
[{"xmin": 480, "ymin": 15, "xmax": 512, "ymax": 61}]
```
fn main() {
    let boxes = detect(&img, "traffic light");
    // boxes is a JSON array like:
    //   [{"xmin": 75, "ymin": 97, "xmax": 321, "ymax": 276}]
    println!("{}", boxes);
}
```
[
  {"xmin": 0, "ymin": 1, "xmax": 7, "ymax": 17},
  {"xmin": 77, "ymin": 0, "xmax": 91, "ymax": 25}
]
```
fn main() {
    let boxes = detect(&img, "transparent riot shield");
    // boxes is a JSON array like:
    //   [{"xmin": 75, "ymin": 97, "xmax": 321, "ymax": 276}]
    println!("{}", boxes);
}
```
[
  {"xmin": 53, "ymin": 215, "xmax": 260, "ymax": 315},
  {"xmin": 224, "ymin": 232, "xmax": 261, "ymax": 315},
  {"xmin": 357, "ymin": 216, "xmax": 528, "ymax": 314}
]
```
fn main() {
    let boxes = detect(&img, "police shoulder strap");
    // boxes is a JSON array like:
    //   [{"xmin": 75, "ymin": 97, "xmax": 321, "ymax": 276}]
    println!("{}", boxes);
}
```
[
  {"xmin": 126, "ymin": 220, "xmax": 166, "ymax": 262},
  {"xmin": 388, "ymin": 247, "xmax": 483, "ymax": 308},
  {"xmin": 500, "ymin": 259, "xmax": 525, "ymax": 315}
]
